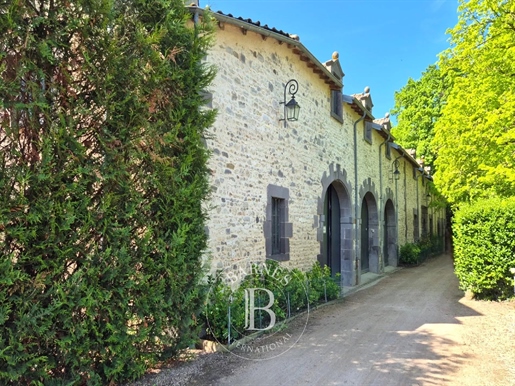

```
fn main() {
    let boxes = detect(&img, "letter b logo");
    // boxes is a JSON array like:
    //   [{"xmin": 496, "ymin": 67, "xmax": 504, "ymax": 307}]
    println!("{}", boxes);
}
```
[{"xmin": 244, "ymin": 288, "xmax": 276, "ymax": 331}]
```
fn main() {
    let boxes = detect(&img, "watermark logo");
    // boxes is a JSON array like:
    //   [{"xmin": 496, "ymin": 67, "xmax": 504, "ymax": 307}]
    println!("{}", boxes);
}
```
[
  {"xmin": 244, "ymin": 288, "xmax": 276, "ymax": 330},
  {"xmin": 204, "ymin": 259, "xmax": 310, "ymax": 360}
]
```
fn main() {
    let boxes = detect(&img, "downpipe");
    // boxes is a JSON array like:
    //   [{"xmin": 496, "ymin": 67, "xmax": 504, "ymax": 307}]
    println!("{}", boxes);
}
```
[
  {"xmin": 378, "ymin": 132, "xmax": 391, "ymax": 272},
  {"xmin": 353, "ymin": 108, "xmax": 367, "ymax": 285}
]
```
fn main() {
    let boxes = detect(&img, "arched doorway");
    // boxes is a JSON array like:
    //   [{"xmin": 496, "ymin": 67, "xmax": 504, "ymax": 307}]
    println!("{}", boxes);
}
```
[
  {"xmin": 384, "ymin": 199, "xmax": 397, "ymax": 267},
  {"xmin": 320, "ymin": 179, "xmax": 352, "ymax": 283},
  {"xmin": 361, "ymin": 192, "xmax": 379, "ymax": 274}
]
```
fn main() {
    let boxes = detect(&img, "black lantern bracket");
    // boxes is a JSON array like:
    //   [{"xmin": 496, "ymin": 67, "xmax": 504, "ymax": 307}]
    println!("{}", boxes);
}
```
[
  {"xmin": 279, "ymin": 79, "xmax": 300, "ymax": 127},
  {"xmin": 390, "ymin": 159, "xmax": 401, "ymax": 182}
]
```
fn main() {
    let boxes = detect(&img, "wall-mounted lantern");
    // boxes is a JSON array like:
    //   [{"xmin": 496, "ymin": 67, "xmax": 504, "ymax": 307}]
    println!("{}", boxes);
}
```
[
  {"xmin": 393, "ymin": 166, "xmax": 401, "ymax": 180},
  {"xmin": 389, "ymin": 143, "xmax": 402, "ymax": 181},
  {"xmin": 392, "ymin": 159, "xmax": 401, "ymax": 181},
  {"xmin": 425, "ymin": 193, "xmax": 431, "ymax": 205},
  {"xmin": 280, "ymin": 79, "xmax": 300, "ymax": 127}
]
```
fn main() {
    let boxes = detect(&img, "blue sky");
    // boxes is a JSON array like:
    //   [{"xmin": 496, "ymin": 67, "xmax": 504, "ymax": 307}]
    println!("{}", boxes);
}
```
[{"xmin": 203, "ymin": 0, "xmax": 459, "ymax": 123}]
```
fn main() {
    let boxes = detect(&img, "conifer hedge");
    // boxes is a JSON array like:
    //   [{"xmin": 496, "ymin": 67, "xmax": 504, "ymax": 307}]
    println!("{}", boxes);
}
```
[
  {"xmin": 453, "ymin": 198, "xmax": 515, "ymax": 300},
  {"xmin": 0, "ymin": 0, "xmax": 215, "ymax": 383}
]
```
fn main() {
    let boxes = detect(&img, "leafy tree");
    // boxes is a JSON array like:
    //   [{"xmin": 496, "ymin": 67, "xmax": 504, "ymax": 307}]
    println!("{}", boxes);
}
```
[
  {"xmin": 391, "ymin": 64, "xmax": 451, "ymax": 169},
  {"xmin": 432, "ymin": 0, "xmax": 515, "ymax": 205},
  {"xmin": 0, "ymin": 0, "xmax": 215, "ymax": 383}
]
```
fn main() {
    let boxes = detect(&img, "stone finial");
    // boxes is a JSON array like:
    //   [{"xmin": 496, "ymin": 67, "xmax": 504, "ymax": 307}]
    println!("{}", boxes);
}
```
[
  {"xmin": 353, "ymin": 86, "xmax": 373, "ymax": 112},
  {"xmin": 373, "ymin": 111, "xmax": 391, "ymax": 131},
  {"xmin": 289, "ymin": 34, "xmax": 300, "ymax": 41},
  {"xmin": 324, "ymin": 52, "xmax": 344, "ymax": 80},
  {"xmin": 407, "ymin": 148, "xmax": 416, "ymax": 158}
]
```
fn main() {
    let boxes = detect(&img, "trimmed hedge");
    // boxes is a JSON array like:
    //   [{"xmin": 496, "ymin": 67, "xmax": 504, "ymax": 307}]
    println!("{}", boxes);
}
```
[
  {"xmin": 0, "ymin": 1, "xmax": 215, "ymax": 384},
  {"xmin": 453, "ymin": 197, "xmax": 515, "ymax": 300},
  {"xmin": 399, "ymin": 235, "xmax": 444, "ymax": 266},
  {"xmin": 399, "ymin": 242, "xmax": 422, "ymax": 265}
]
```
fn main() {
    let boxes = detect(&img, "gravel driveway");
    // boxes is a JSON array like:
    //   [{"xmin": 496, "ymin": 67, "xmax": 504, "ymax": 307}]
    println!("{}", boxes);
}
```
[{"xmin": 130, "ymin": 253, "xmax": 515, "ymax": 385}]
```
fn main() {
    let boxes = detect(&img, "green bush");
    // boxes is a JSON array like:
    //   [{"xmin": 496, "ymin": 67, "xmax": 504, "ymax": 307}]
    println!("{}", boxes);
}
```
[
  {"xmin": 399, "ymin": 243, "xmax": 422, "ymax": 265},
  {"xmin": 0, "ymin": 1, "xmax": 215, "ymax": 384},
  {"xmin": 285, "ymin": 268, "xmax": 310, "ymax": 313},
  {"xmin": 306, "ymin": 262, "xmax": 340, "ymax": 304},
  {"xmin": 399, "ymin": 235, "xmax": 444, "ymax": 266},
  {"xmin": 203, "ymin": 260, "xmax": 340, "ymax": 344},
  {"xmin": 453, "ymin": 197, "xmax": 515, "ymax": 300}
]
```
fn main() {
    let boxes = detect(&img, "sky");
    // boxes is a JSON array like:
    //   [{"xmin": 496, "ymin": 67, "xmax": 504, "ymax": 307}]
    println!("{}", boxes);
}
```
[{"xmin": 202, "ymin": 0, "xmax": 459, "ymax": 123}]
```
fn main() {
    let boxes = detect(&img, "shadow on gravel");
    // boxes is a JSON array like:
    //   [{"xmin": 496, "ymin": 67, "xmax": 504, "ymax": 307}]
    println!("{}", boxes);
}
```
[
  {"xmin": 129, "ymin": 254, "xmax": 487, "ymax": 385},
  {"xmin": 367, "ymin": 330, "xmax": 469, "ymax": 385}
]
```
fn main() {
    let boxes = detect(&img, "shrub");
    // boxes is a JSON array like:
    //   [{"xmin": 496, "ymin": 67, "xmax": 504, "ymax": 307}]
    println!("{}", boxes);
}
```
[
  {"xmin": 0, "ymin": 1, "xmax": 215, "ymax": 383},
  {"xmin": 203, "ymin": 260, "xmax": 340, "ymax": 344},
  {"xmin": 306, "ymin": 262, "xmax": 340, "ymax": 303},
  {"xmin": 285, "ymin": 268, "xmax": 310, "ymax": 313},
  {"xmin": 399, "ymin": 243, "xmax": 421, "ymax": 265},
  {"xmin": 453, "ymin": 197, "xmax": 515, "ymax": 300},
  {"xmin": 399, "ymin": 235, "xmax": 444, "ymax": 266}
]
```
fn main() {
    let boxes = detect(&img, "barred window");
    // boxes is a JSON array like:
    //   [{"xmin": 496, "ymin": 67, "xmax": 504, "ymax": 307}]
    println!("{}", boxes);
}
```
[
  {"xmin": 271, "ymin": 197, "xmax": 282, "ymax": 255},
  {"xmin": 265, "ymin": 185, "xmax": 292, "ymax": 261}
]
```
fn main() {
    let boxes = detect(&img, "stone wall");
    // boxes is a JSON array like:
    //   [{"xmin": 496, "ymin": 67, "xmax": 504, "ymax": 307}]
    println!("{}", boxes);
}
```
[
  {"xmin": 203, "ymin": 19, "xmax": 446, "ymax": 285},
  {"xmin": 204, "ymin": 23, "xmax": 349, "ymax": 274}
]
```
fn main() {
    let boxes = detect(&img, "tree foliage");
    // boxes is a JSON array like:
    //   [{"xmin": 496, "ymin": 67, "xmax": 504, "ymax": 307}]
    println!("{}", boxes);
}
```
[
  {"xmin": 433, "ymin": 0, "xmax": 515, "ymax": 205},
  {"xmin": 0, "ymin": 0, "xmax": 215, "ymax": 383},
  {"xmin": 391, "ymin": 0, "xmax": 515, "ymax": 206},
  {"xmin": 391, "ymin": 65, "xmax": 451, "ymax": 169}
]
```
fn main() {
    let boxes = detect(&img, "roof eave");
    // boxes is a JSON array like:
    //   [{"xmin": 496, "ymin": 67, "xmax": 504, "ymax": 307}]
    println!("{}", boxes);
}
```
[
  {"xmin": 189, "ymin": 7, "xmax": 343, "ymax": 90},
  {"xmin": 343, "ymin": 94, "xmax": 374, "ymax": 120}
]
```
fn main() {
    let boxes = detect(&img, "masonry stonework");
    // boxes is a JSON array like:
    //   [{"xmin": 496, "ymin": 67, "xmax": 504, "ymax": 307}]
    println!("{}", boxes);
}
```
[{"xmin": 197, "ymin": 8, "xmax": 446, "ymax": 286}]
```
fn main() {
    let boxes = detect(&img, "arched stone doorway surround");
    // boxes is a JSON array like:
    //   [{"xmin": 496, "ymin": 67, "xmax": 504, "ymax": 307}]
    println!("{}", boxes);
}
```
[
  {"xmin": 317, "ymin": 163, "xmax": 353, "ymax": 286},
  {"xmin": 383, "ymin": 187, "xmax": 398, "ymax": 268},
  {"xmin": 359, "ymin": 179, "xmax": 379, "ymax": 277}
]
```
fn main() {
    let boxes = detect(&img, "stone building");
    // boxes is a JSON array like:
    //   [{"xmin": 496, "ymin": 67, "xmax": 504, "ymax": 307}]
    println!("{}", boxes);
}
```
[{"xmin": 188, "ymin": 4, "xmax": 446, "ymax": 287}]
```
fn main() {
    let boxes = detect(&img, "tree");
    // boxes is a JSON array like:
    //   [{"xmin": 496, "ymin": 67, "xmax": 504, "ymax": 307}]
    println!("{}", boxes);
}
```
[
  {"xmin": 432, "ymin": 0, "xmax": 515, "ymax": 206},
  {"xmin": 392, "ymin": 64, "xmax": 451, "ymax": 169},
  {"xmin": 0, "ymin": 0, "xmax": 215, "ymax": 383}
]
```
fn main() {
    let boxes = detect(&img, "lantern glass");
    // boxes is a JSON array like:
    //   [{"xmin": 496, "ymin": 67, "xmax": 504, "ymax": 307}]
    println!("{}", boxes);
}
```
[{"xmin": 285, "ymin": 98, "xmax": 300, "ymax": 121}]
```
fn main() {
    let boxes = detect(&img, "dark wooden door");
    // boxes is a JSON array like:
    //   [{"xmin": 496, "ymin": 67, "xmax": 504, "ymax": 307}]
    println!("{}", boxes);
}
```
[
  {"xmin": 325, "ymin": 185, "xmax": 341, "ymax": 276},
  {"xmin": 361, "ymin": 199, "xmax": 369, "ymax": 272},
  {"xmin": 384, "ymin": 208, "xmax": 389, "ymax": 266}
]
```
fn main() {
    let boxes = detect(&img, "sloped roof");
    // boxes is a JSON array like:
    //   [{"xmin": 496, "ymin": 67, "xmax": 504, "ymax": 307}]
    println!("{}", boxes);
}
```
[
  {"xmin": 188, "ymin": 5, "xmax": 428, "ymax": 176},
  {"xmin": 214, "ymin": 11, "xmax": 293, "ymax": 39},
  {"xmin": 188, "ymin": 6, "xmax": 343, "ymax": 91}
]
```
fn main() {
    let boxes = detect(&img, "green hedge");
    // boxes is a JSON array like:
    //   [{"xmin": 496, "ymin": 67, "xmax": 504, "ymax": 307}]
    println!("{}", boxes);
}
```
[
  {"xmin": 453, "ymin": 197, "xmax": 515, "ymax": 300},
  {"xmin": 203, "ymin": 260, "xmax": 340, "ymax": 344},
  {"xmin": 399, "ymin": 243, "xmax": 422, "ymax": 265},
  {"xmin": 399, "ymin": 235, "xmax": 444, "ymax": 266},
  {"xmin": 0, "ymin": 1, "xmax": 215, "ymax": 384}
]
